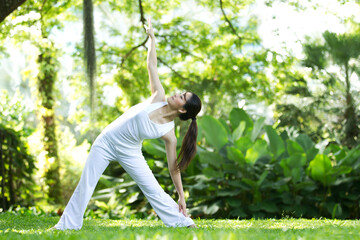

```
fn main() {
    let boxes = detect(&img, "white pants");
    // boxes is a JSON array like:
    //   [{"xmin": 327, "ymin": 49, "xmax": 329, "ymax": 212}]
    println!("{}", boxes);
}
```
[{"xmin": 54, "ymin": 134, "xmax": 194, "ymax": 230}]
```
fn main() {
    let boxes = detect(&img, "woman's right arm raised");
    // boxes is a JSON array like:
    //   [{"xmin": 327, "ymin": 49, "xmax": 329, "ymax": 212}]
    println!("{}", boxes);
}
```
[{"xmin": 144, "ymin": 17, "xmax": 165, "ymax": 101}]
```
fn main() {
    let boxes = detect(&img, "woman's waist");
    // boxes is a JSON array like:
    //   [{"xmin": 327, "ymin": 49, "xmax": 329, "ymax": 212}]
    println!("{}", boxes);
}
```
[{"xmin": 98, "ymin": 132, "xmax": 143, "ymax": 154}]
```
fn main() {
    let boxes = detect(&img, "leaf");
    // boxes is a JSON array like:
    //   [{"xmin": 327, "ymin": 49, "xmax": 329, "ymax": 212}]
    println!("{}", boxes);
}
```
[
  {"xmin": 203, "ymin": 167, "xmax": 224, "ymax": 178},
  {"xmin": 228, "ymin": 180, "xmax": 252, "ymax": 191},
  {"xmin": 226, "ymin": 146, "xmax": 245, "ymax": 166},
  {"xmin": 205, "ymin": 202, "xmax": 220, "ymax": 215},
  {"xmin": 200, "ymin": 115, "xmax": 228, "ymax": 150},
  {"xmin": 226, "ymin": 198, "xmax": 241, "ymax": 207},
  {"xmin": 257, "ymin": 170, "xmax": 268, "ymax": 186},
  {"xmin": 289, "ymin": 153, "xmax": 307, "ymax": 168},
  {"xmin": 264, "ymin": 125, "xmax": 285, "ymax": 159},
  {"xmin": 142, "ymin": 139, "xmax": 166, "ymax": 158},
  {"xmin": 95, "ymin": 200, "xmax": 109, "ymax": 210},
  {"xmin": 280, "ymin": 153, "xmax": 307, "ymax": 183},
  {"xmin": 217, "ymin": 189, "xmax": 241, "ymax": 197},
  {"xmin": 232, "ymin": 121, "xmax": 246, "ymax": 141},
  {"xmin": 199, "ymin": 151, "xmax": 224, "ymax": 168},
  {"xmin": 245, "ymin": 139, "xmax": 269, "ymax": 165},
  {"xmin": 294, "ymin": 181, "xmax": 317, "ymax": 192},
  {"xmin": 234, "ymin": 136, "xmax": 253, "ymax": 155},
  {"xmin": 307, "ymin": 154, "xmax": 334, "ymax": 186},
  {"xmin": 287, "ymin": 140, "xmax": 304, "ymax": 155},
  {"xmin": 251, "ymin": 117, "xmax": 265, "ymax": 142},
  {"xmin": 338, "ymin": 145, "xmax": 360, "ymax": 166},
  {"xmin": 296, "ymin": 134, "xmax": 314, "ymax": 153},
  {"xmin": 242, "ymin": 178, "xmax": 257, "ymax": 188},
  {"xmin": 230, "ymin": 108, "xmax": 253, "ymax": 132},
  {"xmin": 259, "ymin": 201, "xmax": 279, "ymax": 213},
  {"xmin": 219, "ymin": 118, "xmax": 231, "ymax": 135},
  {"xmin": 306, "ymin": 147, "xmax": 319, "ymax": 162},
  {"xmin": 229, "ymin": 208, "xmax": 247, "ymax": 217},
  {"xmin": 332, "ymin": 203, "xmax": 343, "ymax": 219},
  {"xmin": 329, "ymin": 165, "xmax": 352, "ymax": 175}
]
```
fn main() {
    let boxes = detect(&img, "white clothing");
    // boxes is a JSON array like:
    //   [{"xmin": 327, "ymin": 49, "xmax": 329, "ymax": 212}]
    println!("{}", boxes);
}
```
[{"xmin": 54, "ymin": 101, "xmax": 194, "ymax": 230}]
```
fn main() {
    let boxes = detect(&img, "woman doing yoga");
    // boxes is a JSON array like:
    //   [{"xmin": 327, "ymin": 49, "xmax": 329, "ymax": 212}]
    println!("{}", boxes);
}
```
[{"xmin": 52, "ymin": 17, "xmax": 201, "ymax": 230}]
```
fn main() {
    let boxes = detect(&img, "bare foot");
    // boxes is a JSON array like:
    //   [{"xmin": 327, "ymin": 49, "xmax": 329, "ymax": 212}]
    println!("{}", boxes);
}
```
[{"xmin": 187, "ymin": 224, "xmax": 198, "ymax": 228}]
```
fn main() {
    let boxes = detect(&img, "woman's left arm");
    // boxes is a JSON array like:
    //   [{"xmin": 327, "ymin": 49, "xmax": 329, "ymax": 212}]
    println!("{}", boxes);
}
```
[{"xmin": 162, "ymin": 132, "xmax": 188, "ymax": 216}]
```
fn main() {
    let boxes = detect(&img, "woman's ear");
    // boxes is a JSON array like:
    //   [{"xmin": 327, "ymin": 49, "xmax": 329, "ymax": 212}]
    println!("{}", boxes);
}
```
[{"xmin": 178, "ymin": 108, "xmax": 187, "ymax": 114}]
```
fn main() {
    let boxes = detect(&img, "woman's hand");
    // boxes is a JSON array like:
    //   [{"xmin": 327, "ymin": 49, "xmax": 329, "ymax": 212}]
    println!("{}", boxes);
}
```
[
  {"xmin": 144, "ymin": 16, "xmax": 155, "ymax": 39},
  {"xmin": 178, "ymin": 197, "xmax": 188, "ymax": 217}
]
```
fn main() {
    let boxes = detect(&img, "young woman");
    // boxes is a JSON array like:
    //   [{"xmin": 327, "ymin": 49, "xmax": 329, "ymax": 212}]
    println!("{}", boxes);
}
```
[{"xmin": 52, "ymin": 17, "xmax": 201, "ymax": 230}]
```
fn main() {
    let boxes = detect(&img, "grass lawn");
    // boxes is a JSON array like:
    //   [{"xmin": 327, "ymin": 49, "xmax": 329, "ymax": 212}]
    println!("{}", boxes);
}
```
[{"xmin": 0, "ymin": 212, "xmax": 359, "ymax": 239}]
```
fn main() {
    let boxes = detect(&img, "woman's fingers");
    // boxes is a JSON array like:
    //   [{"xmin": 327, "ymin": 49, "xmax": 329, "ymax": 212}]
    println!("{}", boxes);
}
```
[
  {"xmin": 182, "ymin": 207, "xmax": 187, "ymax": 217},
  {"xmin": 179, "ymin": 203, "xmax": 187, "ymax": 216},
  {"xmin": 148, "ymin": 16, "xmax": 152, "ymax": 28}
]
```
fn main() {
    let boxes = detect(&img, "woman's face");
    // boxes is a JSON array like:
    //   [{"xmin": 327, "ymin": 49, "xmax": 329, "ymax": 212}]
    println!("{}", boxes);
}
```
[{"xmin": 167, "ymin": 91, "xmax": 192, "ymax": 110}]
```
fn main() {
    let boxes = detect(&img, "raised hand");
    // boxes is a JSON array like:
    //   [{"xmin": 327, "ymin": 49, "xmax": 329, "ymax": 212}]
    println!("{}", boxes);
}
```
[{"xmin": 144, "ymin": 16, "xmax": 155, "ymax": 39}]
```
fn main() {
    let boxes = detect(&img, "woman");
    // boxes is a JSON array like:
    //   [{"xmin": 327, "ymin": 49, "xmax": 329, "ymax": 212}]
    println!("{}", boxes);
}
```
[{"xmin": 52, "ymin": 17, "xmax": 201, "ymax": 230}]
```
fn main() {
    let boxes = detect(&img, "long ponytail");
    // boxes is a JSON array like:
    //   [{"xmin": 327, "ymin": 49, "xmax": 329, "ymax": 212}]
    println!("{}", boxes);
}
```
[
  {"xmin": 177, "ymin": 93, "xmax": 201, "ymax": 171},
  {"xmin": 177, "ymin": 118, "xmax": 198, "ymax": 171}
]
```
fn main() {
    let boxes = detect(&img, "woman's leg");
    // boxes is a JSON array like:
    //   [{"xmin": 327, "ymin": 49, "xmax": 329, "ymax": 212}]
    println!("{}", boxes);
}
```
[
  {"xmin": 117, "ymin": 156, "xmax": 195, "ymax": 227},
  {"xmin": 54, "ymin": 136, "xmax": 114, "ymax": 230}
]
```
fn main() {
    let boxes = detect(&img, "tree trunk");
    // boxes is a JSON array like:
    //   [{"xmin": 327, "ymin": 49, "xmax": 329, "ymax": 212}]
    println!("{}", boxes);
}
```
[
  {"xmin": 83, "ymin": 0, "xmax": 96, "ymax": 122},
  {"xmin": 343, "ymin": 62, "xmax": 359, "ymax": 148},
  {"xmin": 38, "ymin": 42, "xmax": 62, "ymax": 204},
  {"xmin": 0, "ymin": 0, "xmax": 27, "ymax": 22},
  {"xmin": 0, "ymin": 131, "xmax": 6, "ymax": 211}
]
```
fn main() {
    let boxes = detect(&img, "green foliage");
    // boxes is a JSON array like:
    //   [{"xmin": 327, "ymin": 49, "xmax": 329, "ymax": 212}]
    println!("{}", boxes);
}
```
[
  {"xmin": 0, "ymin": 126, "xmax": 36, "ymax": 211},
  {"xmin": 199, "ymin": 116, "xmax": 228, "ymax": 151},
  {"xmin": 190, "ymin": 108, "xmax": 360, "ymax": 219},
  {"xmin": 0, "ymin": 91, "xmax": 34, "ymax": 135},
  {"xmin": 0, "ymin": 91, "xmax": 36, "ymax": 211},
  {"xmin": 301, "ymin": 31, "xmax": 360, "ymax": 148},
  {"xmin": 85, "ymin": 106, "xmax": 360, "ymax": 220}
]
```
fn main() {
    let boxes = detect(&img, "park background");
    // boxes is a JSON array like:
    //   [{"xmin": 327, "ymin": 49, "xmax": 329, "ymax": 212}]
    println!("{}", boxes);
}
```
[{"xmin": 1, "ymin": 0, "xmax": 360, "ymax": 222}]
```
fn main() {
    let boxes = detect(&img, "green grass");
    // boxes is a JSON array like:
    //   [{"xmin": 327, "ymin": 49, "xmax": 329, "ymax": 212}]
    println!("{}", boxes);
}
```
[{"xmin": 1, "ymin": 212, "xmax": 360, "ymax": 239}]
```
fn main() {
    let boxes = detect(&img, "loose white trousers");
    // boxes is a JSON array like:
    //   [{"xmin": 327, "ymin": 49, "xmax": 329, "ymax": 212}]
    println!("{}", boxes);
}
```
[{"xmin": 54, "ymin": 134, "xmax": 194, "ymax": 230}]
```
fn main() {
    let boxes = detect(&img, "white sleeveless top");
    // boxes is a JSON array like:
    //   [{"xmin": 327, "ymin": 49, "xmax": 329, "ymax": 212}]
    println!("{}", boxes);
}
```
[{"xmin": 101, "ymin": 100, "xmax": 175, "ymax": 158}]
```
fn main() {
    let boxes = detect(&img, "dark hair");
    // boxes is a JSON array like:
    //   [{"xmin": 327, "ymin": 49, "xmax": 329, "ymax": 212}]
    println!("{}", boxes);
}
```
[{"xmin": 177, "ymin": 92, "xmax": 202, "ymax": 171}]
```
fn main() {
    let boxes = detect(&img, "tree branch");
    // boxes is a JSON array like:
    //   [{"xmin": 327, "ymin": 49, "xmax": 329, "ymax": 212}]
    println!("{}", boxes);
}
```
[
  {"xmin": 0, "ymin": 0, "xmax": 27, "ymax": 23},
  {"xmin": 120, "ymin": 36, "xmax": 149, "ymax": 67},
  {"xmin": 121, "ymin": 0, "xmax": 189, "ymax": 82},
  {"xmin": 120, "ymin": 0, "xmax": 148, "ymax": 67},
  {"xmin": 220, "ymin": 0, "xmax": 242, "ymax": 48},
  {"xmin": 158, "ymin": 35, "xmax": 206, "ymax": 63},
  {"xmin": 138, "ymin": 0, "xmax": 146, "ymax": 30},
  {"xmin": 157, "ymin": 53, "xmax": 189, "ymax": 81}
]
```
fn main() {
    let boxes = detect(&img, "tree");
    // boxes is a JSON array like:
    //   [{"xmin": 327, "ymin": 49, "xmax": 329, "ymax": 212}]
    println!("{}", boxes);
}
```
[
  {"xmin": 0, "ymin": 0, "xmax": 74, "ymax": 204},
  {"xmin": 87, "ymin": 0, "xmax": 271, "ymax": 120},
  {"xmin": 303, "ymin": 31, "xmax": 360, "ymax": 148},
  {"xmin": 0, "ymin": 91, "xmax": 36, "ymax": 211}
]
